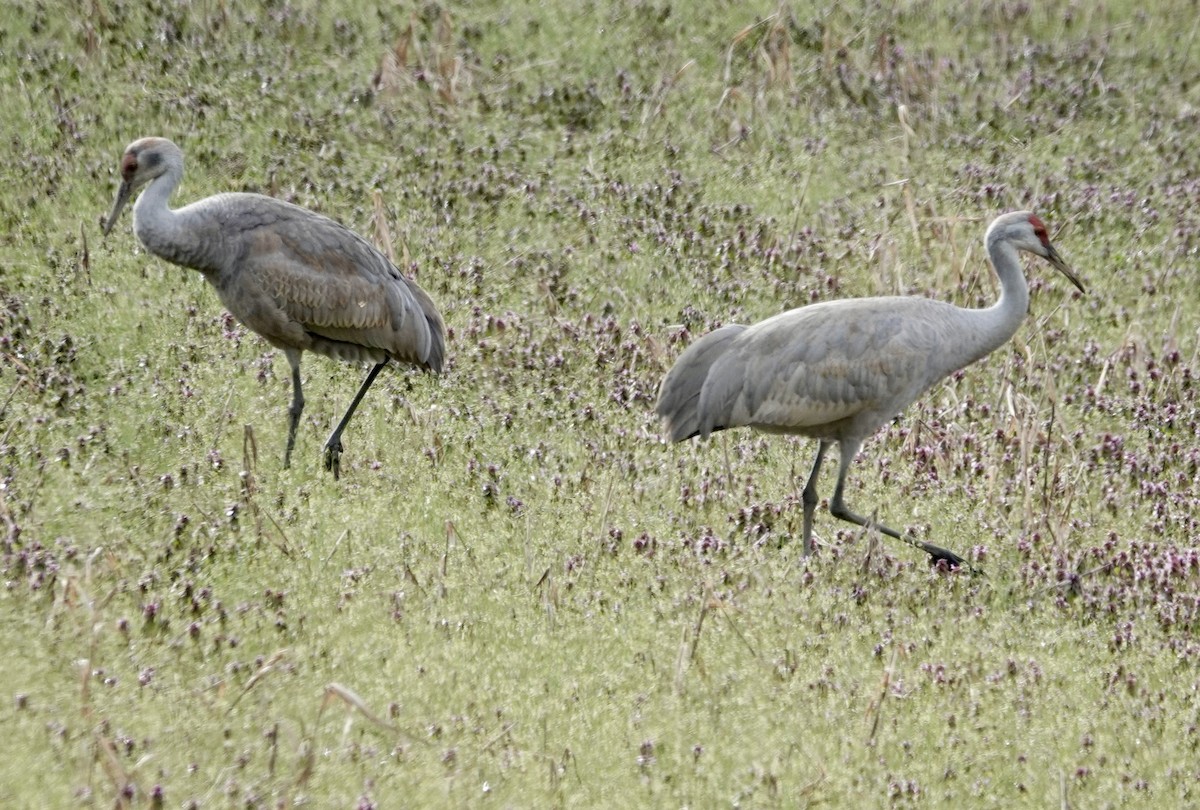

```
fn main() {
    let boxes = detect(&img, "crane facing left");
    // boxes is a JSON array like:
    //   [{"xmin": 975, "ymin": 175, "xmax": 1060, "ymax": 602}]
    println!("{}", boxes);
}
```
[{"xmin": 103, "ymin": 137, "xmax": 446, "ymax": 479}]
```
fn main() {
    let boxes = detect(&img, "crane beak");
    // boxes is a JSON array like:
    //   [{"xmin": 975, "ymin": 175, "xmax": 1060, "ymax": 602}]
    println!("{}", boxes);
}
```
[
  {"xmin": 102, "ymin": 180, "xmax": 134, "ymax": 237},
  {"xmin": 1046, "ymin": 244, "xmax": 1085, "ymax": 294}
]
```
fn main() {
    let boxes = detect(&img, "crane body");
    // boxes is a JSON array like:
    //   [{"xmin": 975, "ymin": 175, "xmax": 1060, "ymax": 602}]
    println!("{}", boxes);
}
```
[
  {"xmin": 656, "ymin": 211, "xmax": 1085, "ymax": 567},
  {"xmin": 104, "ymin": 137, "xmax": 445, "ymax": 478}
]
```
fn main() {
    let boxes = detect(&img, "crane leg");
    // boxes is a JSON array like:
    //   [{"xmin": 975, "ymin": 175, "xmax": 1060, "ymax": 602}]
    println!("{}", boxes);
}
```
[
  {"xmin": 324, "ymin": 361, "xmax": 388, "ymax": 480},
  {"xmin": 799, "ymin": 441, "xmax": 831, "ymax": 557},
  {"xmin": 283, "ymin": 350, "xmax": 305, "ymax": 470},
  {"xmin": 827, "ymin": 441, "xmax": 969, "ymax": 570}
]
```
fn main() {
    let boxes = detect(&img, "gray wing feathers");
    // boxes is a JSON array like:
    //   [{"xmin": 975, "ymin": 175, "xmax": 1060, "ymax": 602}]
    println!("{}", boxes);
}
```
[
  {"xmin": 655, "ymin": 324, "xmax": 748, "ymax": 441},
  {"xmin": 722, "ymin": 304, "xmax": 941, "ymax": 432},
  {"xmin": 403, "ymin": 282, "xmax": 446, "ymax": 373},
  {"xmin": 658, "ymin": 299, "xmax": 968, "ymax": 442},
  {"xmin": 213, "ymin": 194, "xmax": 445, "ymax": 371}
]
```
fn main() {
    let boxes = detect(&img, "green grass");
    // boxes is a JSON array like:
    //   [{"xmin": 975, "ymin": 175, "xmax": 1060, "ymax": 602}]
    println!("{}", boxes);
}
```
[{"xmin": 3, "ymin": 0, "xmax": 1200, "ymax": 806}]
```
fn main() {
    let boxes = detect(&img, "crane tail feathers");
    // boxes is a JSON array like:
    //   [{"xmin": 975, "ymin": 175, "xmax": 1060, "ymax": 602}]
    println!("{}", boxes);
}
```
[
  {"xmin": 407, "ymin": 283, "xmax": 446, "ymax": 374},
  {"xmin": 422, "ymin": 308, "xmax": 446, "ymax": 374},
  {"xmin": 655, "ymin": 324, "xmax": 747, "ymax": 442}
]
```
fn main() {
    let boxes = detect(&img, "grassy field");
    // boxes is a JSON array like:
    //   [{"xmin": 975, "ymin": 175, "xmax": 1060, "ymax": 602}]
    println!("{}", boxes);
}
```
[{"xmin": 3, "ymin": 0, "xmax": 1200, "ymax": 806}]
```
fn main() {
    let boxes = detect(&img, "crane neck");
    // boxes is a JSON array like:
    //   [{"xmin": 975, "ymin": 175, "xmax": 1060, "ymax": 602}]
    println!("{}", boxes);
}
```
[
  {"xmin": 131, "ymin": 162, "xmax": 223, "ymax": 273},
  {"xmin": 965, "ymin": 231, "xmax": 1031, "ymax": 363},
  {"xmin": 988, "ymin": 234, "xmax": 1030, "ymax": 310}
]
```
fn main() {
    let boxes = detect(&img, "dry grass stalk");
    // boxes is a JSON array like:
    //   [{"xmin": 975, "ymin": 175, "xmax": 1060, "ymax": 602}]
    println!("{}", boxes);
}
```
[
  {"xmin": 228, "ymin": 649, "xmax": 289, "ymax": 712},
  {"xmin": 371, "ymin": 189, "xmax": 395, "ymax": 265},
  {"xmin": 373, "ymin": 10, "xmax": 470, "ymax": 107}
]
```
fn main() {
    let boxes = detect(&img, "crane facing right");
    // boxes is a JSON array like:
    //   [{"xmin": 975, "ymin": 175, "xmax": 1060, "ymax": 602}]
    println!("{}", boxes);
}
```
[{"xmin": 655, "ymin": 211, "xmax": 1086, "ymax": 570}]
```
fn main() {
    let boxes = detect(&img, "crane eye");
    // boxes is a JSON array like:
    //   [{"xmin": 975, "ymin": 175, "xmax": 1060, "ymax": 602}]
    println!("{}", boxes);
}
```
[{"xmin": 121, "ymin": 154, "xmax": 139, "ymax": 177}]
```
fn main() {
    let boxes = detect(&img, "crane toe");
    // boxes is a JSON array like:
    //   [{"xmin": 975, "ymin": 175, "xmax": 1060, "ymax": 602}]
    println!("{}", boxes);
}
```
[
  {"xmin": 324, "ymin": 439, "xmax": 343, "ymax": 480},
  {"xmin": 922, "ymin": 542, "xmax": 974, "ymax": 573}
]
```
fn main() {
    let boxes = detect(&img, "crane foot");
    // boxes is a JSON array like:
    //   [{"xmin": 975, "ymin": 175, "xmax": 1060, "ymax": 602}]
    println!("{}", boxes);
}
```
[
  {"xmin": 323, "ymin": 440, "xmax": 343, "ymax": 480},
  {"xmin": 921, "ymin": 542, "xmax": 978, "ymax": 574}
]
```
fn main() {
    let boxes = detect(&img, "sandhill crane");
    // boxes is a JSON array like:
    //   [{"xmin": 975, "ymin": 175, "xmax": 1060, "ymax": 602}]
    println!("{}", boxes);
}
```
[
  {"xmin": 656, "ymin": 211, "xmax": 1084, "ymax": 568},
  {"xmin": 103, "ymin": 137, "xmax": 445, "ymax": 479}
]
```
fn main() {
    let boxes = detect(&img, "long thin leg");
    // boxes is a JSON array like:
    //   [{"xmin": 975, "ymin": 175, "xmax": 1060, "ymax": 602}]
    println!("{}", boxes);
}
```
[
  {"xmin": 324, "ymin": 361, "xmax": 388, "ymax": 480},
  {"xmin": 799, "ymin": 440, "xmax": 831, "ymax": 556},
  {"xmin": 828, "ymin": 439, "xmax": 969, "ymax": 569},
  {"xmin": 283, "ymin": 349, "xmax": 304, "ymax": 470}
]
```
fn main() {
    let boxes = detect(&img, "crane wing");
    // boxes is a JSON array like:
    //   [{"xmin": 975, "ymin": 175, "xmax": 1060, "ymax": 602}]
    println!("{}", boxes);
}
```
[
  {"xmin": 656, "ymin": 324, "xmax": 748, "ymax": 441},
  {"xmin": 700, "ymin": 299, "xmax": 955, "ymax": 436},
  {"xmin": 210, "ymin": 194, "xmax": 445, "ymax": 372}
]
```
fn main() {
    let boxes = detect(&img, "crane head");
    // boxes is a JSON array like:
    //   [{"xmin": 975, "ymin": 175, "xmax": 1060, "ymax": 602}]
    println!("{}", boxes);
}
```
[
  {"xmin": 988, "ymin": 211, "xmax": 1086, "ymax": 294},
  {"xmin": 102, "ymin": 137, "xmax": 182, "ymax": 237}
]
